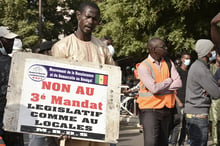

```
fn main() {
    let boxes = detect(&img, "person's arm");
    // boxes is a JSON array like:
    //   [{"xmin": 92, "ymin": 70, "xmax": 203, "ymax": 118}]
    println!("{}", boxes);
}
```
[
  {"xmin": 168, "ymin": 61, "xmax": 182, "ymax": 90},
  {"xmin": 211, "ymin": 12, "xmax": 220, "ymax": 50},
  {"xmin": 175, "ymin": 94, "xmax": 183, "ymax": 107},
  {"xmin": 199, "ymin": 69, "xmax": 220, "ymax": 99},
  {"xmin": 138, "ymin": 63, "xmax": 172, "ymax": 94},
  {"xmin": 175, "ymin": 94, "xmax": 184, "ymax": 114}
]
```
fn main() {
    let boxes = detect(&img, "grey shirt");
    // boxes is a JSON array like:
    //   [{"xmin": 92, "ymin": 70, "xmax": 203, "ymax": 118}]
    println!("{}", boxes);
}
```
[{"xmin": 185, "ymin": 59, "xmax": 220, "ymax": 114}]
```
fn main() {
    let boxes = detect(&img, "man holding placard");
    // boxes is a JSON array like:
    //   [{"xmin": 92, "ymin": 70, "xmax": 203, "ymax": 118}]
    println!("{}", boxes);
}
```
[{"xmin": 51, "ymin": 1, "xmax": 114, "ymax": 146}]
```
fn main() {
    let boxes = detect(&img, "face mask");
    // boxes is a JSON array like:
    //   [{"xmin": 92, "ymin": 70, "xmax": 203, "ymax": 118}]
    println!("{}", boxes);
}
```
[
  {"xmin": 108, "ymin": 45, "xmax": 115, "ymax": 56},
  {"xmin": 184, "ymin": 59, "xmax": 191, "ymax": 66},
  {"xmin": 0, "ymin": 41, "xmax": 7, "ymax": 55},
  {"xmin": 209, "ymin": 51, "xmax": 216, "ymax": 62}
]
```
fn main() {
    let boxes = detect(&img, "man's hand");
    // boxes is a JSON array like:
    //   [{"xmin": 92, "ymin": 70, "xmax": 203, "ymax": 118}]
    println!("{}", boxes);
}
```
[{"xmin": 180, "ymin": 107, "xmax": 184, "ymax": 115}]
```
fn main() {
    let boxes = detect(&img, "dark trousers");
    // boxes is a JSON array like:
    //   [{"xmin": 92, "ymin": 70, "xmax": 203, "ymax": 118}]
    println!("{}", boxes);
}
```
[
  {"xmin": 142, "ymin": 107, "xmax": 173, "ymax": 146},
  {"xmin": 138, "ymin": 104, "xmax": 143, "ymax": 125},
  {"xmin": 3, "ymin": 131, "xmax": 24, "ymax": 146},
  {"xmin": 178, "ymin": 114, "xmax": 187, "ymax": 145}
]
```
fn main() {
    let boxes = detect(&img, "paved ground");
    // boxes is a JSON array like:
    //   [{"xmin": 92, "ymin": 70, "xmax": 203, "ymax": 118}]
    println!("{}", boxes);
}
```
[
  {"xmin": 117, "ymin": 124, "xmax": 143, "ymax": 146},
  {"xmin": 24, "ymin": 134, "xmax": 30, "ymax": 146},
  {"xmin": 23, "ymin": 115, "xmax": 213, "ymax": 146},
  {"xmin": 117, "ymin": 121, "xmax": 213, "ymax": 146}
]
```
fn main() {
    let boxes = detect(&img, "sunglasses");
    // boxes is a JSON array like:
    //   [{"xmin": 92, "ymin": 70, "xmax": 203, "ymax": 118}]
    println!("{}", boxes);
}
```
[{"xmin": 154, "ymin": 45, "xmax": 167, "ymax": 50}]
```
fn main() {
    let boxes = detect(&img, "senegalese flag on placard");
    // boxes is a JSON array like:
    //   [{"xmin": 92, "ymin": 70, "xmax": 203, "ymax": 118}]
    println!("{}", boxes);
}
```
[{"xmin": 95, "ymin": 74, "xmax": 108, "ymax": 85}]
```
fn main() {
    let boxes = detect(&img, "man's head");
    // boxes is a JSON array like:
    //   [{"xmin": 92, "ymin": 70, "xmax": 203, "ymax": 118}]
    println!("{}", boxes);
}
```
[
  {"xmin": 38, "ymin": 41, "xmax": 54, "ymax": 55},
  {"xmin": 147, "ymin": 38, "xmax": 168, "ymax": 61},
  {"xmin": 101, "ymin": 36, "xmax": 112, "ymax": 46},
  {"xmin": 0, "ymin": 26, "xmax": 18, "ymax": 55},
  {"xmin": 195, "ymin": 39, "xmax": 214, "ymax": 62},
  {"xmin": 181, "ymin": 53, "xmax": 191, "ymax": 67},
  {"xmin": 76, "ymin": 2, "xmax": 100, "ymax": 37},
  {"xmin": 175, "ymin": 58, "xmax": 181, "ymax": 68}
]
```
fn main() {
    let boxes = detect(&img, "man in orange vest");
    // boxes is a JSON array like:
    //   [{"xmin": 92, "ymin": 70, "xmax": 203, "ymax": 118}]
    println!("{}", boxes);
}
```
[{"xmin": 137, "ymin": 38, "xmax": 182, "ymax": 146}]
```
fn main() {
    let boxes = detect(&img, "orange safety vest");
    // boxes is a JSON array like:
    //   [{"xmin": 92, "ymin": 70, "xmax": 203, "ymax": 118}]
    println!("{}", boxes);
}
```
[{"xmin": 137, "ymin": 58, "xmax": 175, "ymax": 109}]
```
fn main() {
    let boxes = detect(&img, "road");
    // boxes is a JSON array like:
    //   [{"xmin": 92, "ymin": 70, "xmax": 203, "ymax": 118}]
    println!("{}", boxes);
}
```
[
  {"xmin": 116, "ymin": 122, "xmax": 213, "ymax": 146},
  {"xmin": 117, "ymin": 124, "xmax": 143, "ymax": 146}
]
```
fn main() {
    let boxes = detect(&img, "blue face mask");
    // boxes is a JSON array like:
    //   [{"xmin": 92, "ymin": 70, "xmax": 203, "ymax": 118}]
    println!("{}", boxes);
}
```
[
  {"xmin": 184, "ymin": 59, "xmax": 191, "ymax": 66},
  {"xmin": 209, "ymin": 51, "xmax": 216, "ymax": 62},
  {"xmin": 0, "ymin": 41, "xmax": 7, "ymax": 55}
]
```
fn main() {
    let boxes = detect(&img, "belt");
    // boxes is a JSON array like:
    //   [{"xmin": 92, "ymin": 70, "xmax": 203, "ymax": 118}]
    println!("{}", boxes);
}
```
[
  {"xmin": 142, "ymin": 106, "xmax": 172, "ymax": 111},
  {"xmin": 186, "ymin": 113, "xmax": 208, "ymax": 119}
]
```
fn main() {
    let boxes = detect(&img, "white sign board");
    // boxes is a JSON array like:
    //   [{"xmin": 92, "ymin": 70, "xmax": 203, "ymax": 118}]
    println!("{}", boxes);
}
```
[{"xmin": 3, "ymin": 52, "xmax": 121, "ymax": 143}]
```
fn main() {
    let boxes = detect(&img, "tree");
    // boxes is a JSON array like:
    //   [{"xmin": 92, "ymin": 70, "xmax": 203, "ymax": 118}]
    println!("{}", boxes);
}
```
[
  {"xmin": 96, "ymin": 0, "xmax": 220, "ymax": 65},
  {"xmin": 0, "ymin": 0, "xmax": 85, "ymax": 49},
  {"xmin": 1, "ymin": 0, "xmax": 219, "ymax": 60},
  {"xmin": 0, "ymin": 0, "xmax": 38, "ymax": 48}
]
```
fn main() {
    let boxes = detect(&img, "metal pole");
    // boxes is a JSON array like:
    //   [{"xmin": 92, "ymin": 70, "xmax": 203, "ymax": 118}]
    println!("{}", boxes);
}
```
[{"xmin": 39, "ymin": 0, "xmax": 42, "ymax": 44}]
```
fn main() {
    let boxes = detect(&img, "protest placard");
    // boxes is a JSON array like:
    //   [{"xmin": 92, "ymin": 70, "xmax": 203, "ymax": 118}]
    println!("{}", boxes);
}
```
[{"xmin": 3, "ymin": 52, "xmax": 121, "ymax": 143}]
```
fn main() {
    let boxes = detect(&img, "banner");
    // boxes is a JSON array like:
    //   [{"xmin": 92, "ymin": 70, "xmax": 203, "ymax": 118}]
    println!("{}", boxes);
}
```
[{"xmin": 4, "ymin": 53, "xmax": 121, "ymax": 143}]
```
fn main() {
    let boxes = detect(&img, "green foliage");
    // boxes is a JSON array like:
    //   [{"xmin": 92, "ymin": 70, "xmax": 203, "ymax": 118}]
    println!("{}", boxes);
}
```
[
  {"xmin": 0, "ymin": 0, "xmax": 220, "ymax": 62},
  {"xmin": 97, "ymin": 0, "xmax": 220, "ymax": 63},
  {"xmin": 0, "ymin": 0, "xmax": 39, "ymax": 48},
  {"xmin": 0, "ymin": 0, "xmax": 84, "ymax": 49}
]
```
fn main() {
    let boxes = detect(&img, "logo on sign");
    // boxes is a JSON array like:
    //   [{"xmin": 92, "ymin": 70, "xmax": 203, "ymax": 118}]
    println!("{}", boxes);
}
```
[{"xmin": 28, "ymin": 65, "xmax": 48, "ymax": 82}]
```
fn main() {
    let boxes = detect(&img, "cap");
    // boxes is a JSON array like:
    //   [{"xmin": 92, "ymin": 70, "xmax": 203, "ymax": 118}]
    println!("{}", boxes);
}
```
[
  {"xmin": 0, "ymin": 26, "xmax": 18, "ymax": 39},
  {"xmin": 195, "ymin": 39, "xmax": 214, "ymax": 58}
]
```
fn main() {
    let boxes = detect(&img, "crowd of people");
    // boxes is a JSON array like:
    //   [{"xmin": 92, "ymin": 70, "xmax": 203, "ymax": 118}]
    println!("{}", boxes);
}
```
[
  {"xmin": 122, "ymin": 12, "xmax": 220, "ymax": 146},
  {"xmin": 1, "ymin": 1, "xmax": 220, "ymax": 146}
]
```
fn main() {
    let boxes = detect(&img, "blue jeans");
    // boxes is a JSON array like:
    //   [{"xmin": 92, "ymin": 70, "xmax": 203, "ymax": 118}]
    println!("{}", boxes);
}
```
[{"xmin": 186, "ymin": 116, "xmax": 209, "ymax": 146}]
